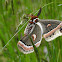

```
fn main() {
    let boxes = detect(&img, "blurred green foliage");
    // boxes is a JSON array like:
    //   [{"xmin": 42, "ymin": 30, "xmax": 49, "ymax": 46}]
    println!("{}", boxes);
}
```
[{"xmin": 0, "ymin": 0, "xmax": 62, "ymax": 62}]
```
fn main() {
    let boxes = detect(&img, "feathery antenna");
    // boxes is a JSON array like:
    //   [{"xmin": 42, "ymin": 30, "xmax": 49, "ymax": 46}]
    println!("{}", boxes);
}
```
[{"xmin": 37, "ymin": 8, "xmax": 41, "ymax": 17}]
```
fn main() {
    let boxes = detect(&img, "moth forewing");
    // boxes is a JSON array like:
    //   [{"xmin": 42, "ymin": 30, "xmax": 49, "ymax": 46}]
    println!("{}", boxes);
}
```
[{"xmin": 38, "ymin": 19, "xmax": 62, "ymax": 42}]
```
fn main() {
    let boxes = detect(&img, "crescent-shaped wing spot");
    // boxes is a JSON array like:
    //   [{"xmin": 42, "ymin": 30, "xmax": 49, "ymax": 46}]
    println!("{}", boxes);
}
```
[{"xmin": 32, "ymin": 34, "xmax": 37, "ymax": 41}]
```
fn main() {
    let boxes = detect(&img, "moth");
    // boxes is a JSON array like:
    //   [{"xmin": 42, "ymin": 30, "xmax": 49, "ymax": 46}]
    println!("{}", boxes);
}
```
[{"xmin": 17, "ymin": 8, "xmax": 62, "ymax": 54}]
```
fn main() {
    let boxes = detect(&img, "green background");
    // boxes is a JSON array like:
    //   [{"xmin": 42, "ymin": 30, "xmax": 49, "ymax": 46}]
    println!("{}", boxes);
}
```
[{"xmin": 0, "ymin": 0, "xmax": 62, "ymax": 62}]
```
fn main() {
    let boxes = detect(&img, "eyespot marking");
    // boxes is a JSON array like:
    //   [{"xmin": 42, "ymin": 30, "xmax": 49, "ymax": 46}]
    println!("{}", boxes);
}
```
[
  {"xmin": 47, "ymin": 24, "xmax": 51, "ymax": 27},
  {"xmin": 32, "ymin": 34, "xmax": 37, "ymax": 41}
]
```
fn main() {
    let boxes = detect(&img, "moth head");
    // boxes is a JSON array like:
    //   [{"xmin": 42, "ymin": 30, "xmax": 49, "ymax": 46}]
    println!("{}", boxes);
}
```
[{"xmin": 24, "ymin": 8, "xmax": 41, "ymax": 35}]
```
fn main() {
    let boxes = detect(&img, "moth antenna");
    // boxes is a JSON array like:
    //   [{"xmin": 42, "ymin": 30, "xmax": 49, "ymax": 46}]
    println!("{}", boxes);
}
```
[{"xmin": 37, "ymin": 7, "xmax": 41, "ymax": 17}]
